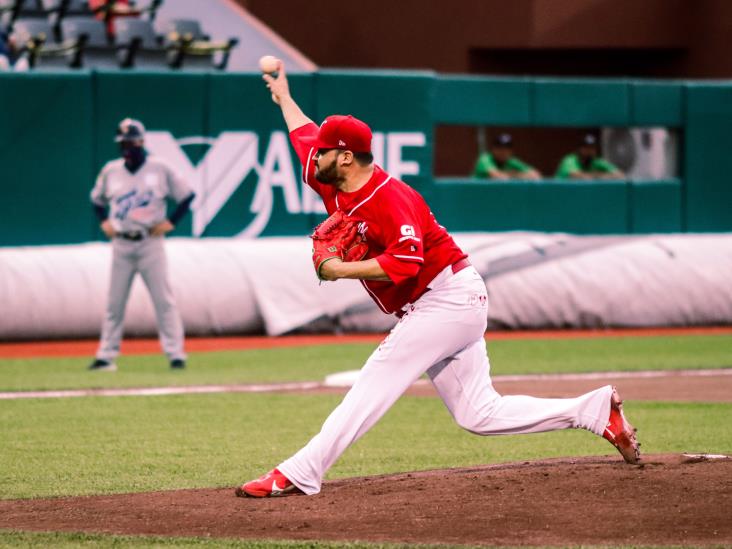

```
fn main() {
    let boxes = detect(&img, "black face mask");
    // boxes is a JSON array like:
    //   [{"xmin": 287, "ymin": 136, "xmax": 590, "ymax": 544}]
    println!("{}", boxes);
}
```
[{"xmin": 120, "ymin": 143, "xmax": 146, "ymax": 172}]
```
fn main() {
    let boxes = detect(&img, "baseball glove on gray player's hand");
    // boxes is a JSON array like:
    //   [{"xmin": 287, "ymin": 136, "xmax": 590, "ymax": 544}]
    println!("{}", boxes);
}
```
[{"xmin": 310, "ymin": 210, "xmax": 368, "ymax": 280}]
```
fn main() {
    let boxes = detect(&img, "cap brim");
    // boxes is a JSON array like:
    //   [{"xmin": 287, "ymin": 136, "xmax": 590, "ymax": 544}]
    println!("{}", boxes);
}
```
[
  {"xmin": 300, "ymin": 134, "xmax": 370, "ymax": 153},
  {"xmin": 300, "ymin": 135, "xmax": 328, "ymax": 149}
]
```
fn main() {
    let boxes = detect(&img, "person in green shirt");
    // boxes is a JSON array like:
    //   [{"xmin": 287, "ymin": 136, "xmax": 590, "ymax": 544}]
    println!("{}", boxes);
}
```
[
  {"xmin": 473, "ymin": 133, "xmax": 541, "ymax": 180},
  {"xmin": 555, "ymin": 133, "xmax": 625, "ymax": 180}
]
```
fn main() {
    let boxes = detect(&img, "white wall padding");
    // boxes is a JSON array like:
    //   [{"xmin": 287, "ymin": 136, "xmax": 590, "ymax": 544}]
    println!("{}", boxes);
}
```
[
  {"xmin": 1, "ymin": 233, "xmax": 731, "ymax": 339},
  {"xmin": 474, "ymin": 233, "xmax": 732, "ymax": 329}
]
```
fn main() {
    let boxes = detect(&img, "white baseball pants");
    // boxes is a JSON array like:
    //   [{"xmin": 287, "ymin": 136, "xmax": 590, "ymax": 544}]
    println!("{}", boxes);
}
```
[
  {"xmin": 279, "ymin": 265, "xmax": 613, "ymax": 495},
  {"xmin": 96, "ymin": 237, "xmax": 186, "ymax": 362}
]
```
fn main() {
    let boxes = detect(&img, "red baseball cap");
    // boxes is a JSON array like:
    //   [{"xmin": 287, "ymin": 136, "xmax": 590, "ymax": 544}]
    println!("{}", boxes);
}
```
[{"xmin": 301, "ymin": 115, "xmax": 372, "ymax": 153}]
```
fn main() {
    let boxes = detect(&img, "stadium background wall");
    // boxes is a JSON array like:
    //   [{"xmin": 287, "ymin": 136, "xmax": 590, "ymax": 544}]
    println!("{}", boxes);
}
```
[{"xmin": 0, "ymin": 70, "xmax": 730, "ymax": 247}]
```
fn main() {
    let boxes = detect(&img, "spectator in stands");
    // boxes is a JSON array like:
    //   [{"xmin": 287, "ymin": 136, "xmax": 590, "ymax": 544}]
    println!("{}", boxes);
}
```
[
  {"xmin": 555, "ymin": 133, "xmax": 625, "ymax": 180},
  {"xmin": 0, "ymin": 31, "xmax": 9, "ymax": 70},
  {"xmin": 473, "ymin": 133, "xmax": 541, "ymax": 180},
  {"xmin": 0, "ymin": 32, "xmax": 29, "ymax": 71},
  {"xmin": 88, "ymin": 0, "xmax": 138, "ymax": 38}
]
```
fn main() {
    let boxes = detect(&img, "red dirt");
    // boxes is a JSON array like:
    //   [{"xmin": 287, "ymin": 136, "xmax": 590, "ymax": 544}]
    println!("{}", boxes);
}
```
[
  {"xmin": 495, "ymin": 376, "xmax": 732, "ymax": 403},
  {"xmin": 1, "ymin": 455, "xmax": 730, "ymax": 547},
  {"xmin": 2, "ymin": 326, "xmax": 731, "ymax": 358},
  {"xmin": 405, "ymin": 372, "xmax": 732, "ymax": 403}
]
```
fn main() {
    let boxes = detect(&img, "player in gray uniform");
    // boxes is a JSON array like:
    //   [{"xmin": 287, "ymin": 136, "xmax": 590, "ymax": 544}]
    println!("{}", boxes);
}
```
[{"xmin": 88, "ymin": 118, "xmax": 195, "ymax": 371}]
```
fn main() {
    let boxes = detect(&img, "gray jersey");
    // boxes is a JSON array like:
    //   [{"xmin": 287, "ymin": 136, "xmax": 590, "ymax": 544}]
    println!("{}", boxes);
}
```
[{"xmin": 90, "ymin": 155, "xmax": 192, "ymax": 233}]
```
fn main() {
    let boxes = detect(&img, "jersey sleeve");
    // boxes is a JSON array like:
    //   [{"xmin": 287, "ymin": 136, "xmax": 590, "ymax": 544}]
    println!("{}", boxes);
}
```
[
  {"xmin": 507, "ymin": 156, "xmax": 532, "ymax": 172},
  {"xmin": 165, "ymin": 163, "xmax": 194, "ymax": 203},
  {"xmin": 373, "ymin": 197, "xmax": 425, "ymax": 285},
  {"xmin": 555, "ymin": 154, "xmax": 581, "ymax": 178},
  {"xmin": 472, "ymin": 152, "xmax": 495, "ymax": 178},
  {"xmin": 90, "ymin": 165, "xmax": 109, "ymax": 205},
  {"xmin": 593, "ymin": 157, "xmax": 620, "ymax": 173},
  {"xmin": 290, "ymin": 123, "xmax": 328, "ymax": 197}
]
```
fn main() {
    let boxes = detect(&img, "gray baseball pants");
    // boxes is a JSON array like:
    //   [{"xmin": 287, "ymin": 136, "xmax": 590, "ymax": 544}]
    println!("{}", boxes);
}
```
[{"xmin": 96, "ymin": 237, "xmax": 186, "ymax": 362}]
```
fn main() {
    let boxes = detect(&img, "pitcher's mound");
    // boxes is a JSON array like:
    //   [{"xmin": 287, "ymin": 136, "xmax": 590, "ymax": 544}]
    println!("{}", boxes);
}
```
[{"xmin": 1, "ymin": 454, "xmax": 730, "ymax": 546}]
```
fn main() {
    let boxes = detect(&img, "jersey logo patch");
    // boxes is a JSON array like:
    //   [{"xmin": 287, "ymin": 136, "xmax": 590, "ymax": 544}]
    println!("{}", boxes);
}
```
[
  {"xmin": 114, "ymin": 189, "xmax": 153, "ymax": 221},
  {"xmin": 398, "ymin": 224, "xmax": 420, "ymax": 244}
]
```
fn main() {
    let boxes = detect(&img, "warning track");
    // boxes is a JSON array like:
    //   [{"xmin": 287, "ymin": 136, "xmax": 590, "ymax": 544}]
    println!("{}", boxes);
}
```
[{"xmin": 2, "ymin": 326, "xmax": 731, "ymax": 359}]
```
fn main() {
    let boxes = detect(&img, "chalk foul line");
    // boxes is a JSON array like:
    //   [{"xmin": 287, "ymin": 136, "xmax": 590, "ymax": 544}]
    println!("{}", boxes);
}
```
[{"xmin": 0, "ymin": 381, "xmax": 321, "ymax": 400}]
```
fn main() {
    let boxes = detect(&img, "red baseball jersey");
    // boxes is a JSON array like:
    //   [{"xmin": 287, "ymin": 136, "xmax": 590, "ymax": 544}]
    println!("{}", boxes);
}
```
[{"xmin": 291, "ymin": 123, "xmax": 467, "ymax": 314}]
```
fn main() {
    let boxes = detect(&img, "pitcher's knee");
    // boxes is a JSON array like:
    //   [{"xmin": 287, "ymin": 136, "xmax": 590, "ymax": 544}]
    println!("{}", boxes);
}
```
[
  {"xmin": 452, "ymin": 396, "xmax": 502, "ymax": 434},
  {"xmin": 454, "ymin": 411, "xmax": 490, "ymax": 434}
]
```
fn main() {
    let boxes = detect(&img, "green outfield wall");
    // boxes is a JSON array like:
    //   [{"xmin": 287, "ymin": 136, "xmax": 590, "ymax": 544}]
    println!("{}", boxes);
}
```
[{"xmin": 0, "ymin": 70, "xmax": 729, "ymax": 246}]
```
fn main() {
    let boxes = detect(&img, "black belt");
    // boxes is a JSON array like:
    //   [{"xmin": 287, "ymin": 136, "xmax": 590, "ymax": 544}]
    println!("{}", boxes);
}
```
[{"xmin": 116, "ymin": 231, "xmax": 145, "ymax": 241}]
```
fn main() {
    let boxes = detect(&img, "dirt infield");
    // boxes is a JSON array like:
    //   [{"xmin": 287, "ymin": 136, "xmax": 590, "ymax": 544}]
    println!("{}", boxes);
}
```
[
  {"xmin": 1, "ymin": 454, "xmax": 730, "ymax": 546},
  {"xmin": 470, "ymin": 371, "xmax": 732, "ymax": 403},
  {"xmin": 3, "ymin": 330, "xmax": 731, "ymax": 545}
]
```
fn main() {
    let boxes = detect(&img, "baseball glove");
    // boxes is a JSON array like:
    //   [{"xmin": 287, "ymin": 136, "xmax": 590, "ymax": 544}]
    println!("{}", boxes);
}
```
[{"xmin": 310, "ymin": 210, "xmax": 368, "ymax": 280}]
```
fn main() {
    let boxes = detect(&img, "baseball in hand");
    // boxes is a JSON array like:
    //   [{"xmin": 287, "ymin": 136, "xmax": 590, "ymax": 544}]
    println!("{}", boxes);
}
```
[{"xmin": 258, "ymin": 55, "xmax": 279, "ymax": 74}]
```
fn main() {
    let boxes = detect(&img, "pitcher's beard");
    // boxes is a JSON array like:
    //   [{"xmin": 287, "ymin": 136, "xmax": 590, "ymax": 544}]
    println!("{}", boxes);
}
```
[{"xmin": 315, "ymin": 159, "xmax": 344, "ymax": 185}]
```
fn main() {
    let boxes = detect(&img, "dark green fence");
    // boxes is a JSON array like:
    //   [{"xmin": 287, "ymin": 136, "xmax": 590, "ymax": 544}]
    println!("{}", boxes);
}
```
[{"xmin": 0, "ymin": 70, "xmax": 729, "ymax": 246}]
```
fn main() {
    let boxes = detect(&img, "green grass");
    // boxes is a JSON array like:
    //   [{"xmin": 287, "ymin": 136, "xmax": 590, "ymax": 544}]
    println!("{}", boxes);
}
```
[
  {"xmin": 1, "ymin": 391, "xmax": 730, "ymax": 500},
  {"xmin": 486, "ymin": 334, "xmax": 732, "ymax": 373},
  {"xmin": 0, "ymin": 531, "xmax": 489, "ymax": 548},
  {"xmin": 1, "ymin": 531, "xmax": 705, "ymax": 549},
  {"xmin": 1, "ymin": 334, "xmax": 730, "ymax": 392},
  {"xmin": 13, "ymin": 532, "xmax": 696, "ymax": 549},
  {"xmin": 0, "ymin": 346, "xmax": 370, "ymax": 392}
]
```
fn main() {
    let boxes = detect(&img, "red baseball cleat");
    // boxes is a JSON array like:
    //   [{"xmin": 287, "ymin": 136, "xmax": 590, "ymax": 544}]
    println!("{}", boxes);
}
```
[
  {"xmin": 603, "ymin": 386, "xmax": 641, "ymax": 464},
  {"xmin": 234, "ymin": 468, "xmax": 302, "ymax": 498}
]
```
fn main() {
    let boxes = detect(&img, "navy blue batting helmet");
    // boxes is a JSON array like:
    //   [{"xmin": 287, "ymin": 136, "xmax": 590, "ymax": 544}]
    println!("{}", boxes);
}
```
[{"xmin": 115, "ymin": 118, "xmax": 146, "ymax": 143}]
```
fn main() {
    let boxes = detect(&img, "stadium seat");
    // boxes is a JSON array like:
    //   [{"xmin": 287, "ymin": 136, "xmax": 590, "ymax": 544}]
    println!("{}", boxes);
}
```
[
  {"xmin": 113, "ymin": 16, "xmax": 168, "ymax": 68},
  {"xmin": 40, "ymin": 1, "xmax": 95, "ymax": 43},
  {"xmin": 11, "ymin": 0, "xmax": 47, "ymax": 18},
  {"xmin": 161, "ymin": 18, "xmax": 205, "ymax": 40},
  {"xmin": 160, "ymin": 17, "xmax": 239, "ymax": 71},
  {"xmin": 43, "ymin": 0, "xmax": 94, "ymax": 16},
  {"xmin": 61, "ymin": 15, "xmax": 118, "ymax": 67},
  {"xmin": 2, "ymin": 1, "xmax": 92, "ymax": 41},
  {"xmin": 11, "ymin": 16, "xmax": 52, "ymax": 41},
  {"xmin": 61, "ymin": 14, "xmax": 103, "ymax": 43},
  {"xmin": 0, "ymin": 0, "xmax": 22, "ymax": 31},
  {"xmin": 11, "ymin": 16, "xmax": 84, "ymax": 68}
]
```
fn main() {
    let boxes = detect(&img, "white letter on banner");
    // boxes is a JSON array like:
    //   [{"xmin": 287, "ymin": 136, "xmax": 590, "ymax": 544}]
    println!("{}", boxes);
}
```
[
  {"xmin": 301, "ymin": 181, "xmax": 327, "ymax": 214},
  {"xmin": 387, "ymin": 132, "xmax": 426, "ymax": 180},
  {"xmin": 146, "ymin": 131, "xmax": 260, "ymax": 237},
  {"xmin": 371, "ymin": 132, "xmax": 385, "ymax": 168},
  {"xmin": 253, "ymin": 131, "xmax": 301, "ymax": 214}
]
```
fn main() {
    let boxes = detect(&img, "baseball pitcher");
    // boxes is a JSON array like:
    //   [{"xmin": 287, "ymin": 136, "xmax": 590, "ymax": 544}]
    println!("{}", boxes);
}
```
[
  {"xmin": 88, "ymin": 118, "xmax": 195, "ymax": 371},
  {"xmin": 236, "ymin": 61, "xmax": 640, "ymax": 497}
]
